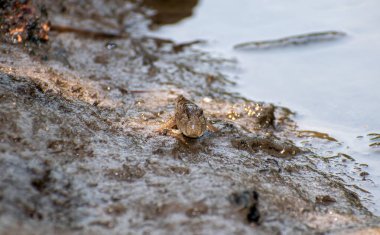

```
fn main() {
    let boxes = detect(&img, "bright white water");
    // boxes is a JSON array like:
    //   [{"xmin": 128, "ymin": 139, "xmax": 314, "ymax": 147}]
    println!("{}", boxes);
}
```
[{"xmin": 150, "ymin": 0, "xmax": 380, "ymax": 214}]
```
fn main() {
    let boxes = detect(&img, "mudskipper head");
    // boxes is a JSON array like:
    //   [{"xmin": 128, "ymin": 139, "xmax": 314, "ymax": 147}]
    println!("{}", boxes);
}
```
[
  {"xmin": 175, "ymin": 95, "xmax": 187, "ymax": 106},
  {"xmin": 175, "ymin": 95, "xmax": 207, "ymax": 138}
]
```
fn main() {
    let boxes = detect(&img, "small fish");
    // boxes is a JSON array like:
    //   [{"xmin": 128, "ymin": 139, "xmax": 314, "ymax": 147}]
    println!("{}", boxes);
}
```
[{"xmin": 160, "ymin": 95, "xmax": 217, "ymax": 138}]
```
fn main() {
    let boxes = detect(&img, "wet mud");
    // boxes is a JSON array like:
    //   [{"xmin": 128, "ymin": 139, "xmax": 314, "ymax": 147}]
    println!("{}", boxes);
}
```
[{"xmin": 0, "ymin": 0, "xmax": 379, "ymax": 234}]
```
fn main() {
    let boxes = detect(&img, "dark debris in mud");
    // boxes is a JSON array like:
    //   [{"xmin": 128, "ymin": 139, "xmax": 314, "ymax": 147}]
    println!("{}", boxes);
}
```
[
  {"xmin": 0, "ymin": 0, "xmax": 50, "ymax": 46},
  {"xmin": 229, "ymin": 190, "xmax": 261, "ymax": 224}
]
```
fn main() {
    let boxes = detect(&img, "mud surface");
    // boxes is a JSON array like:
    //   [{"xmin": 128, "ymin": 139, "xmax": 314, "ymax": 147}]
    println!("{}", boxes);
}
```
[{"xmin": 0, "ymin": 0, "xmax": 379, "ymax": 234}]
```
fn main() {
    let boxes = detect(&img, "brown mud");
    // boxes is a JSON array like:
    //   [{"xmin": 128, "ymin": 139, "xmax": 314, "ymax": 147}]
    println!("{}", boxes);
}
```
[{"xmin": 0, "ymin": 0, "xmax": 379, "ymax": 234}]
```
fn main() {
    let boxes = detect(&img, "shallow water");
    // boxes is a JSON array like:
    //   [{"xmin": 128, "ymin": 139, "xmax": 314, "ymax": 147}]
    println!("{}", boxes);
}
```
[{"xmin": 150, "ymin": 0, "xmax": 380, "ymax": 214}]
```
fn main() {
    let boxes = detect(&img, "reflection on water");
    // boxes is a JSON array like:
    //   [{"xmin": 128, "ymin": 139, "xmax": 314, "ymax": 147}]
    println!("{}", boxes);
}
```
[
  {"xmin": 296, "ymin": 130, "xmax": 338, "ymax": 142},
  {"xmin": 234, "ymin": 31, "xmax": 346, "ymax": 50},
  {"xmin": 150, "ymin": 0, "xmax": 380, "ymax": 214},
  {"xmin": 143, "ymin": 0, "xmax": 198, "ymax": 28},
  {"xmin": 369, "ymin": 133, "xmax": 380, "ymax": 147}
]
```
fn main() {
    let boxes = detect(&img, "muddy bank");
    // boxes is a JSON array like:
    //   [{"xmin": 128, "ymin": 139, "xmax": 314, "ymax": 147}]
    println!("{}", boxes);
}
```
[{"xmin": 0, "ymin": 0, "xmax": 379, "ymax": 234}]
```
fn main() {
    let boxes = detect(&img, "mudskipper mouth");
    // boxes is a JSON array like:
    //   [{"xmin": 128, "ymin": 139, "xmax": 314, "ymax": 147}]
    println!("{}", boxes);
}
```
[{"xmin": 184, "ymin": 122, "xmax": 202, "ymax": 138}]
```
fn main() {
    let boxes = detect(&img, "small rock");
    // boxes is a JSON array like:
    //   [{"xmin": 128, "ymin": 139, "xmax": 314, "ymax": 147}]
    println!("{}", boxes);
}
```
[
  {"xmin": 186, "ymin": 201, "xmax": 208, "ymax": 217},
  {"xmin": 105, "ymin": 42, "xmax": 118, "ymax": 50},
  {"xmin": 316, "ymin": 195, "xmax": 336, "ymax": 205},
  {"xmin": 105, "ymin": 203, "xmax": 127, "ymax": 216}
]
